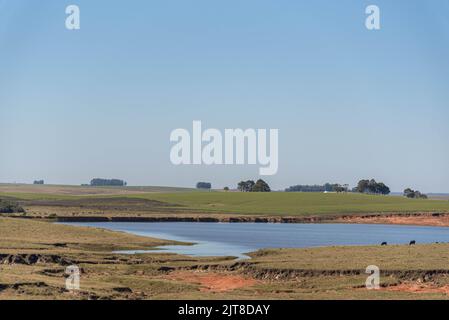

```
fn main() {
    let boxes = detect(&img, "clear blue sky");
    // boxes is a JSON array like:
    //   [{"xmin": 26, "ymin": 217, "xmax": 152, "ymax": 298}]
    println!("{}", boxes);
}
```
[{"xmin": 1, "ymin": 0, "xmax": 448, "ymax": 192}]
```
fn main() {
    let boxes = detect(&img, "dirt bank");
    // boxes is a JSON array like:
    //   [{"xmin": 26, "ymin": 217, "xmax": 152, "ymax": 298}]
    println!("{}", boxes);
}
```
[
  {"xmin": 7, "ymin": 211, "xmax": 449, "ymax": 228},
  {"xmin": 38, "ymin": 212, "xmax": 449, "ymax": 227},
  {"xmin": 383, "ymin": 283, "xmax": 449, "ymax": 295},
  {"xmin": 336, "ymin": 213, "xmax": 449, "ymax": 227},
  {"xmin": 164, "ymin": 270, "xmax": 259, "ymax": 292}
]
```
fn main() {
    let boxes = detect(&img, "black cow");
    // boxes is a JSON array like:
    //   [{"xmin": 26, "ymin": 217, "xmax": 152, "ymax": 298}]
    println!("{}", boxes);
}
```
[
  {"xmin": 409, "ymin": 240, "xmax": 416, "ymax": 245},
  {"xmin": 381, "ymin": 242, "xmax": 387, "ymax": 246}
]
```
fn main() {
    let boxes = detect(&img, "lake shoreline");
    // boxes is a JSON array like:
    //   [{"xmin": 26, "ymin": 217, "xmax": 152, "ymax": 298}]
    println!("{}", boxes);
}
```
[
  {"xmin": 61, "ymin": 221, "xmax": 449, "ymax": 258},
  {"xmin": 4, "ymin": 216, "xmax": 449, "ymax": 299},
  {"xmin": 10, "ymin": 211, "xmax": 449, "ymax": 227}
]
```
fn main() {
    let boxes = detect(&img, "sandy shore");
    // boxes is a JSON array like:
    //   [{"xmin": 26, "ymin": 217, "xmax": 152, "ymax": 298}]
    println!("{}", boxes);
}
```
[{"xmin": 335, "ymin": 213, "xmax": 449, "ymax": 227}]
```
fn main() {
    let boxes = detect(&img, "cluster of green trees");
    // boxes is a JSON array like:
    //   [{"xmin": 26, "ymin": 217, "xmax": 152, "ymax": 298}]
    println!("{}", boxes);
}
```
[
  {"xmin": 0, "ymin": 199, "xmax": 25, "ymax": 214},
  {"xmin": 354, "ymin": 179, "xmax": 390, "ymax": 195},
  {"xmin": 196, "ymin": 182, "xmax": 212, "ymax": 190},
  {"xmin": 90, "ymin": 178, "xmax": 127, "ymax": 186},
  {"xmin": 238, "ymin": 180, "xmax": 255, "ymax": 192},
  {"xmin": 404, "ymin": 188, "xmax": 428, "ymax": 199},
  {"xmin": 237, "ymin": 179, "xmax": 271, "ymax": 192},
  {"xmin": 285, "ymin": 179, "xmax": 390, "ymax": 195},
  {"xmin": 285, "ymin": 183, "xmax": 349, "ymax": 193}
]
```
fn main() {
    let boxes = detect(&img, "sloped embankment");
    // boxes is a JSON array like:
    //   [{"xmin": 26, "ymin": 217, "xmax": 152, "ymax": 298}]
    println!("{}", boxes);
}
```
[
  {"xmin": 0, "ymin": 254, "xmax": 73, "ymax": 266},
  {"xmin": 164, "ymin": 261, "xmax": 449, "ymax": 282}
]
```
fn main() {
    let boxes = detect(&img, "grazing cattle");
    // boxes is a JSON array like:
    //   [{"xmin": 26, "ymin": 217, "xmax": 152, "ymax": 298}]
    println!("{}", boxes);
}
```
[
  {"xmin": 409, "ymin": 240, "xmax": 416, "ymax": 245},
  {"xmin": 381, "ymin": 242, "xmax": 387, "ymax": 246}
]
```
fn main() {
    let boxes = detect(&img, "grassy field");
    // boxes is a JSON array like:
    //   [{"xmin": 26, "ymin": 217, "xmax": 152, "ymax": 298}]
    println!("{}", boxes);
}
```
[
  {"xmin": 138, "ymin": 192, "xmax": 449, "ymax": 216},
  {"xmin": 0, "ymin": 184, "xmax": 197, "ymax": 196},
  {"xmin": 249, "ymin": 245, "xmax": 449, "ymax": 270},
  {"xmin": 2, "ymin": 185, "xmax": 449, "ymax": 218},
  {"xmin": 2, "ymin": 217, "xmax": 449, "ymax": 299},
  {"xmin": 3, "ymin": 184, "xmax": 449, "ymax": 299}
]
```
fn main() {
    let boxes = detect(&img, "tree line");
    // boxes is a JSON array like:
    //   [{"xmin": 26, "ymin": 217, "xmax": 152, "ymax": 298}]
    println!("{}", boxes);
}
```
[
  {"xmin": 285, "ymin": 179, "xmax": 391, "ymax": 195},
  {"xmin": 403, "ymin": 188, "xmax": 427, "ymax": 199},
  {"xmin": 90, "ymin": 178, "xmax": 127, "ymax": 186},
  {"xmin": 237, "ymin": 179, "xmax": 271, "ymax": 192},
  {"xmin": 285, "ymin": 183, "xmax": 349, "ymax": 193},
  {"xmin": 196, "ymin": 182, "xmax": 212, "ymax": 190},
  {"xmin": 194, "ymin": 179, "xmax": 430, "ymax": 198}
]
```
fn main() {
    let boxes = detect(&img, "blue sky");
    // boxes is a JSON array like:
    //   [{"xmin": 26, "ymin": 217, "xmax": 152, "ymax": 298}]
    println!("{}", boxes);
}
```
[{"xmin": 1, "ymin": 0, "xmax": 448, "ymax": 192}]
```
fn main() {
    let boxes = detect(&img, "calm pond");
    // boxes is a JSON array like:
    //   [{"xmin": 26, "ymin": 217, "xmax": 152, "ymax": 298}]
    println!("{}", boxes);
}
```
[{"xmin": 63, "ymin": 222, "xmax": 449, "ymax": 259}]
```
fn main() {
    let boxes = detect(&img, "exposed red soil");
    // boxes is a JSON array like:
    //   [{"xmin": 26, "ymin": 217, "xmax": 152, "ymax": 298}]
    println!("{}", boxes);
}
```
[
  {"xmin": 383, "ymin": 283, "xmax": 449, "ymax": 295},
  {"xmin": 165, "ymin": 271, "xmax": 259, "ymax": 292}
]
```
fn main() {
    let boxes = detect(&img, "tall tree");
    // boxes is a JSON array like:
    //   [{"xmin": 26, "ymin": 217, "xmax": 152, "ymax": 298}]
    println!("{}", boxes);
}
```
[
  {"xmin": 237, "ymin": 181, "xmax": 246, "ymax": 192},
  {"xmin": 356, "ymin": 179, "xmax": 390, "ymax": 195},
  {"xmin": 245, "ymin": 180, "xmax": 255, "ymax": 192},
  {"xmin": 251, "ymin": 179, "xmax": 271, "ymax": 192},
  {"xmin": 356, "ymin": 179, "xmax": 370, "ymax": 193}
]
